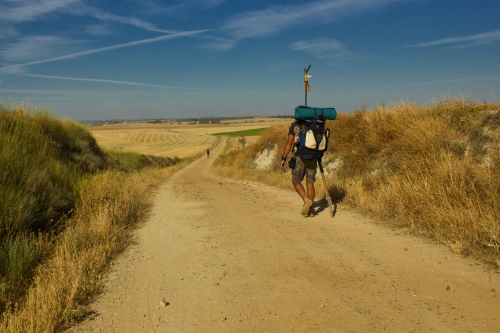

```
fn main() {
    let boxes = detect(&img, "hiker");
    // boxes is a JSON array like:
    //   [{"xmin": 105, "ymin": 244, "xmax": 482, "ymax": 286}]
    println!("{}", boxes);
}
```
[
  {"xmin": 206, "ymin": 148, "xmax": 210, "ymax": 158},
  {"xmin": 280, "ymin": 120, "xmax": 318, "ymax": 216}
]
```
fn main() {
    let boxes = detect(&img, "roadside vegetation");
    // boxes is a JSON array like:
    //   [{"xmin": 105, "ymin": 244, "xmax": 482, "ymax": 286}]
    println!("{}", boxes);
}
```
[
  {"xmin": 0, "ymin": 103, "xmax": 186, "ymax": 332},
  {"xmin": 213, "ymin": 96, "xmax": 500, "ymax": 269}
]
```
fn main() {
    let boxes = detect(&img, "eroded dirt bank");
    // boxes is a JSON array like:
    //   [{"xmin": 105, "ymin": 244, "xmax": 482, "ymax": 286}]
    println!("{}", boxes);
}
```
[{"xmin": 69, "ymin": 141, "xmax": 499, "ymax": 332}]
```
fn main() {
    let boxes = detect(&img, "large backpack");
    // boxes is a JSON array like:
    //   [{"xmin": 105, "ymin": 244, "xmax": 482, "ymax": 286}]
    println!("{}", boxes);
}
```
[{"xmin": 293, "ymin": 115, "xmax": 330, "ymax": 160}]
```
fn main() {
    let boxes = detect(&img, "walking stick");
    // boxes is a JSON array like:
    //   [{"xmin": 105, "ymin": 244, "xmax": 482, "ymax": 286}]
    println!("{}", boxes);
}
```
[{"xmin": 318, "ymin": 159, "xmax": 334, "ymax": 218}]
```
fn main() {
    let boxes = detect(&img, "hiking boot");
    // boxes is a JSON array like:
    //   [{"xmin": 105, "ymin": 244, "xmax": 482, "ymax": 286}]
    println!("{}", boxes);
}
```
[
  {"xmin": 301, "ymin": 199, "xmax": 313, "ymax": 216},
  {"xmin": 307, "ymin": 206, "xmax": 315, "ymax": 217}
]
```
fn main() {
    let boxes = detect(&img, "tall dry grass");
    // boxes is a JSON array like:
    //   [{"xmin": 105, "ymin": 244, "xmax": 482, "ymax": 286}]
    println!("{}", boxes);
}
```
[
  {"xmin": 213, "ymin": 96, "xmax": 500, "ymax": 268},
  {"xmin": 0, "ymin": 166, "xmax": 184, "ymax": 332},
  {"xmin": 0, "ymin": 103, "xmax": 189, "ymax": 331}
]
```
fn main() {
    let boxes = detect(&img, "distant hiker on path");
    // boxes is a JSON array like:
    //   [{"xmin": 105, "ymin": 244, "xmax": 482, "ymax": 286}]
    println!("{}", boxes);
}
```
[
  {"xmin": 207, "ymin": 149, "xmax": 210, "ymax": 158},
  {"xmin": 280, "ymin": 120, "xmax": 318, "ymax": 216}
]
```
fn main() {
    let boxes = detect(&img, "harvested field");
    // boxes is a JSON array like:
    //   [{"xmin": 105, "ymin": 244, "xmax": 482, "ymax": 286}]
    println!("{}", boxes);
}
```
[{"xmin": 90, "ymin": 118, "xmax": 290, "ymax": 158}]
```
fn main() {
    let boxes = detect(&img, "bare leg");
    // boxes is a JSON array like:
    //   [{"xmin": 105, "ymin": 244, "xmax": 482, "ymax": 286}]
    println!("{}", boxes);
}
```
[
  {"xmin": 293, "ymin": 182, "xmax": 315, "ymax": 202},
  {"xmin": 293, "ymin": 182, "xmax": 308, "ymax": 203},
  {"xmin": 306, "ymin": 182, "xmax": 315, "ymax": 202}
]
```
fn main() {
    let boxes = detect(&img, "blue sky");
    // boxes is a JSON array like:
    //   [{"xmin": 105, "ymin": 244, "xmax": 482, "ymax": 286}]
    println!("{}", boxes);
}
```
[{"xmin": 0, "ymin": 0, "xmax": 499, "ymax": 121}]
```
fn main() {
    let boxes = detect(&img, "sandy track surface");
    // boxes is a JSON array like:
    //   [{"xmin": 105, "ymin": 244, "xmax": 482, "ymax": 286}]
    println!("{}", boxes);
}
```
[{"xmin": 69, "ymin": 140, "xmax": 499, "ymax": 333}]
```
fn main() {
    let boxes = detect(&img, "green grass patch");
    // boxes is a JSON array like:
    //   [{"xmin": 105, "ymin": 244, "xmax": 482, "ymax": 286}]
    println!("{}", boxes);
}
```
[
  {"xmin": 212, "ymin": 127, "xmax": 267, "ymax": 137},
  {"xmin": 104, "ymin": 149, "xmax": 143, "ymax": 170}
]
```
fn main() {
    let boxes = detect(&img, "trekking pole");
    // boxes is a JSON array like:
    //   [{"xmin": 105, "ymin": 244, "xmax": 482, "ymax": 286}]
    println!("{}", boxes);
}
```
[{"xmin": 318, "ymin": 159, "xmax": 334, "ymax": 218}]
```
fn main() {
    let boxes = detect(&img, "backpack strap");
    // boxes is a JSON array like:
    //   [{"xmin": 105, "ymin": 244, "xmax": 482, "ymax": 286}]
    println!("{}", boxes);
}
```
[{"xmin": 292, "ymin": 120, "xmax": 302, "ymax": 154}]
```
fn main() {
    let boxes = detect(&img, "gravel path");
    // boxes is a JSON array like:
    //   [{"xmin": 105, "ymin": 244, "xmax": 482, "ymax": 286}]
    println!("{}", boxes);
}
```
[{"xmin": 68, "ymin": 140, "xmax": 500, "ymax": 332}]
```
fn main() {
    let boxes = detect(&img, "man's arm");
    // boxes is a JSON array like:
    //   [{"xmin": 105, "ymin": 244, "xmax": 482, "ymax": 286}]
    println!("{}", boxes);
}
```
[{"xmin": 280, "ymin": 134, "xmax": 295, "ymax": 169}]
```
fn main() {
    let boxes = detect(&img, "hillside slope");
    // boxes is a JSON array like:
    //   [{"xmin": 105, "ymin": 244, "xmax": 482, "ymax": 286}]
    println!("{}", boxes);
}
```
[
  {"xmin": 0, "ymin": 104, "xmax": 180, "ymax": 331},
  {"xmin": 214, "ymin": 96, "xmax": 500, "ymax": 268}
]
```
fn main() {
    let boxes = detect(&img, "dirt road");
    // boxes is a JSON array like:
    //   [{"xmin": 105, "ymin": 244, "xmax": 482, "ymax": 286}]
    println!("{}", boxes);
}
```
[{"xmin": 69, "ymin": 140, "xmax": 500, "ymax": 332}]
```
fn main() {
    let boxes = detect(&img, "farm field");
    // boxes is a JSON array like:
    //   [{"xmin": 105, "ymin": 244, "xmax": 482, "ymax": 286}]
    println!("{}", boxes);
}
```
[{"xmin": 90, "ymin": 117, "xmax": 290, "ymax": 158}]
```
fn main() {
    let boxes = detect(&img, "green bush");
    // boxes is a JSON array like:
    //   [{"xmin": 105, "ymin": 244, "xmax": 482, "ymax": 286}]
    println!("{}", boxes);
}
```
[{"xmin": 0, "ymin": 235, "xmax": 43, "ymax": 289}]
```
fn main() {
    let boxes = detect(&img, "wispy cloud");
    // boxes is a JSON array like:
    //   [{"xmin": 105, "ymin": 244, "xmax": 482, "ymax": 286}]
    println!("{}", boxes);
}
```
[
  {"xmin": 0, "ymin": 0, "xmax": 178, "ymax": 35},
  {"xmin": 0, "ymin": 29, "xmax": 209, "ymax": 73},
  {"xmin": 407, "ymin": 30, "xmax": 500, "ymax": 48},
  {"xmin": 1, "ymin": 36, "xmax": 84, "ymax": 62},
  {"xmin": 206, "ymin": 0, "xmax": 412, "ymax": 50},
  {"xmin": 205, "ymin": 0, "xmax": 411, "ymax": 50},
  {"xmin": 0, "ymin": 0, "xmax": 80, "ymax": 23},
  {"xmin": 71, "ymin": 6, "xmax": 178, "ymax": 34},
  {"xmin": 84, "ymin": 23, "xmax": 114, "ymax": 36},
  {"xmin": 132, "ymin": 0, "xmax": 185, "ymax": 16},
  {"xmin": 19, "ymin": 73, "xmax": 177, "ymax": 89},
  {"xmin": 12, "ymin": 73, "xmax": 266, "ymax": 94},
  {"xmin": 290, "ymin": 38, "xmax": 350, "ymax": 61},
  {"xmin": 0, "ymin": 75, "xmax": 23, "ymax": 91},
  {"xmin": 0, "ymin": 26, "xmax": 19, "ymax": 39},
  {"xmin": 195, "ymin": 0, "xmax": 226, "ymax": 9}
]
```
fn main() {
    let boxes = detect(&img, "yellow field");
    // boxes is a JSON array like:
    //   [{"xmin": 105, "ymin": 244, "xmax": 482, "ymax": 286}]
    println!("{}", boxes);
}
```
[{"xmin": 90, "ymin": 117, "xmax": 291, "ymax": 158}]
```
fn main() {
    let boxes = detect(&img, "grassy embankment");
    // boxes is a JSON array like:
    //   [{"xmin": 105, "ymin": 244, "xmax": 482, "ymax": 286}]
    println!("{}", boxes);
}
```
[
  {"xmin": 213, "ymin": 96, "xmax": 500, "ymax": 269},
  {"xmin": 0, "ymin": 104, "xmax": 188, "ymax": 332}
]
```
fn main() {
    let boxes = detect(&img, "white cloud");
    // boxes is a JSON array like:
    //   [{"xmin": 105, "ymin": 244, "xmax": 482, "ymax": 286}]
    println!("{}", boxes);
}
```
[
  {"xmin": 1, "ymin": 36, "xmax": 83, "ymax": 62},
  {"xmin": 0, "ymin": 26, "xmax": 19, "ymax": 39},
  {"xmin": 227, "ymin": 0, "xmax": 408, "ymax": 38},
  {"xmin": 0, "ymin": 0, "xmax": 179, "ymax": 35},
  {"xmin": 141, "ymin": 2, "xmax": 186, "ymax": 16},
  {"xmin": 196, "ymin": 0, "xmax": 226, "ymax": 9},
  {"xmin": 407, "ymin": 30, "xmax": 500, "ymax": 48},
  {"xmin": 209, "ymin": 0, "xmax": 412, "ymax": 50},
  {"xmin": 132, "ymin": 0, "xmax": 225, "ymax": 13},
  {"xmin": 0, "ymin": 29, "xmax": 209, "ymax": 72},
  {"xmin": 15, "ymin": 73, "xmax": 253, "ymax": 93},
  {"xmin": 0, "ymin": 0, "xmax": 80, "ymax": 23},
  {"xmin": 20, "ymin": 73, "xmax": 175, "ymax": 88},
  {"xmin": 200, "ymin": 36, "xmax": 235, "ymax": 51},
  {"xmin": 84, "ymin": 23, "xmax": 114, "ymax": 36},
  {"xmin": 68, "ymin": 5, "xmax": 178, "ymax": 34}
]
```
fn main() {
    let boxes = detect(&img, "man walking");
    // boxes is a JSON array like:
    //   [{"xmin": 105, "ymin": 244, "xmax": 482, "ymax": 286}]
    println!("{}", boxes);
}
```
[
  {"xmin": 206, "ymin": 149, "xmax": 210, "ymax": 158},
  {"xmin": 280, "ymin": 121, "xmax": 318, "ymax": 216}
]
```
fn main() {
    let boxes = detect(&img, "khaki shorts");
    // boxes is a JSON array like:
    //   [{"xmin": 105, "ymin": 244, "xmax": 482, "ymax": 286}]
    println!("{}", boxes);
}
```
[{"xmin": 291, "ymin": 157, "xmax": 317, "ymax": 184}]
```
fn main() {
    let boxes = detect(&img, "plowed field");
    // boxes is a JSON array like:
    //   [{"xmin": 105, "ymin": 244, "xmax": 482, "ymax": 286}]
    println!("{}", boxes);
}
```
[{"xmin": 90, "ymin": 118, "xmax": 289, "ymax": 157}]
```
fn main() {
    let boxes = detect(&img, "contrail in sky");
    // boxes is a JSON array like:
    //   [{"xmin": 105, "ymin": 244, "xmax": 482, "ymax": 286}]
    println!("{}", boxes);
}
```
[
  {"xmin": 17, "ymin": 73, "xmax": 269, "ymax": 94},
  {"xmin": 406, "ymin": 30, "xmax": 500, "ymax": 48},
  {"xmin": 0, "ymin": 29, "xmax": 209, "ymax": 72},
  {"xmin": 20, "ymin": 74, "xmax": 179, "ymax": 89}
]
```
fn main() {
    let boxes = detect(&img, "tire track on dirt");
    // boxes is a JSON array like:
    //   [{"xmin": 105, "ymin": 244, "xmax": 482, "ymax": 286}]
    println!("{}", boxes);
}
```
[{"xmin": 68, "ymin": 139, "xmax": 500, "ymax": 333}]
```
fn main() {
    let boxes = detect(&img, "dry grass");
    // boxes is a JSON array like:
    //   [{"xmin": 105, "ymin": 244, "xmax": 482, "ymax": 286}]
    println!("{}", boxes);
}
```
[
  {"xmin": 213, "ymin": 96, "xmax": 500, "ymax": 268},
  {"xmin": 0, "ymin": 103, "xmax": 194, "ymax": 331},
  {"xmin": 0, "ymin": 163, "xmax": 187, "ymax": 332}
]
